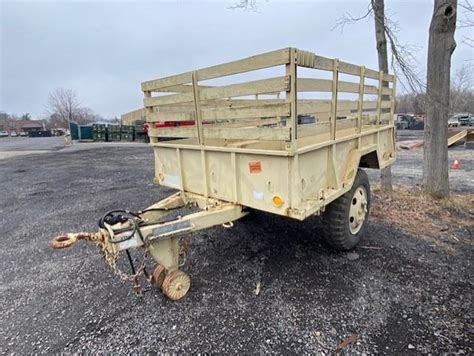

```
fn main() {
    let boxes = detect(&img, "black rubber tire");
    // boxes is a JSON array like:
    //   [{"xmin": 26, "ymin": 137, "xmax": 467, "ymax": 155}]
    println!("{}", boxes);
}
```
[{"xmin": 322, "ymin": 169, "xmax": 371, "ymax": 251}]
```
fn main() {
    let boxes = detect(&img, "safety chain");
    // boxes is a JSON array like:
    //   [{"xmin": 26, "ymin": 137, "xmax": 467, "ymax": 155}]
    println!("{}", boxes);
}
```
[
  {"xmin": 178, "ymin": 234, "xmax": 193, "ymax": 267},
  {"xmin": 80, "ymin": 231, "xmax": 151, "ymax": 294}
]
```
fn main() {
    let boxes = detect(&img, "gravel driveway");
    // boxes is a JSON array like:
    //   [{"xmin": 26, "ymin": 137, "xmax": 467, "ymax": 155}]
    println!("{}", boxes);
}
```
[{"xmin": 0, "ymin": 143, "xmax": 472, "ymax": 354}]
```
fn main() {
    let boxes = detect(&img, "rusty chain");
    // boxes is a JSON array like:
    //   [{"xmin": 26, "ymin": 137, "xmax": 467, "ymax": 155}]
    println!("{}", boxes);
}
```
[
  {"xmin": 53, "ymin": 228, "xmax": 193, "ymax": 293},
  {"xmin": 178, "ymin": 234, "xmax": 193, "ymax": 267},
  {"xmin": 78, "ymin": 230, "xmax": 151, "ymax": 294}
]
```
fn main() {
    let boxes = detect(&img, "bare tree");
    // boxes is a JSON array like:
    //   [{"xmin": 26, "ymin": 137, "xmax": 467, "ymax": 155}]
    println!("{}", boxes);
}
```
[
  {"xmin": 21, "ymin": 113, "xmax": 31, "ymax": 121},
  {"xmin": 333, "ymin": 2, "xmax": 423, "ymax": 94},
  {"xmin": 371, "ymin": 0, "xmax": 393, "ymax": 192},
  {"xmin": 423, "ymin": 0, "xmax": 457, "ymax": 198},
  {"xmin": 450, "ymin": 64, "xmax": 473, "ymax": 112},
  {"xmin": 228, "ymin": 0, "xmax": 258, "ymax": 10},
  {"xmin": 333, "ymin": 1, "xmax": 409, "ymax": 191},
  {"xmin": 47, "ymin": 88, "xmax": 80, "ymax": 128},
  {"xmin": 459, "ymin": 0, "xmax": 473, "ymax": 47}
]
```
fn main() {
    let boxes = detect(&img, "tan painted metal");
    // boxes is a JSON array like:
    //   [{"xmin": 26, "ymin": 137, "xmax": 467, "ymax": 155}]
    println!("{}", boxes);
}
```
[
  {"xmin": 51, "ymin": 48, "xmax": 397, "ymax": 301},
  {"xmin": 142, "ymin": 47, "xmax": 396, "ymax": 221}
]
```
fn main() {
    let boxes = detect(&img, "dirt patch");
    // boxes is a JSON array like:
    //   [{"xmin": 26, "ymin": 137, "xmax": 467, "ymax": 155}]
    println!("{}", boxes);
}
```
[{"xmin": 372, "ymin": 186, "xmax": 474, "ymax": 252}]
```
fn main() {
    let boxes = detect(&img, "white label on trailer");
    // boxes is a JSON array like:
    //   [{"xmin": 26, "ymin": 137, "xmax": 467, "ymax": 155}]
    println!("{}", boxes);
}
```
[
  {"xmin": 117, "ymin": 235, "xmax": 139, "ymax": 250},
  {"xmin": 252, "ymin": 191, "xmax": 264, "ymax": 201},
  {"xmin": 163, "ymin": 174, "xmax": 181, "ymax": 188}
]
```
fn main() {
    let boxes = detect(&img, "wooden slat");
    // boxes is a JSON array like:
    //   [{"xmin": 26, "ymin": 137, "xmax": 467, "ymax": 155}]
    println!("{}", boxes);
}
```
[
  {"xmin": 191, "ymin": 71, "xmax": 204, "ymax": 144},
  {"xmin": 384, "ymin": 73, "xmax": 395, "ymax": 82},
  {"xmin": 364, "ymin": 85, "xmax": 379, "ymax": 94},
  {"xmin": 380, "ymin": 112, "xmax": 393, "ymax": 123},
  {"xmin": 298, "ymin": 99, "xmax": 381, "ymax": 114},
  {"xmin": 197, "ymin": 48, "xmax": 291, "ymax": 81},
  {"xmin": 152, "ymin": 99, "xmax": 285, "ymax": 111},
  {"xmin": 200, "ymin": 102, "xmax": 290, "ymax": 121},
  {"xmin": 141, "ymin": 48, "xmax": 291, "ymax": 92},
  {"xmin": 199, "ymin": 76, "xmax": 290, "ymax": 101},
  {"xmin": 381, "ymin": 100, "xmax": 392, "ymax": 109},
  {"xmin": 382, "ymin": 87, "xmax": 393, "ymax": 95},
  {"xmin": 147, "ymin": 111, "xmax": 195, "ymax": 122},
  {"xmin": 363, "ymin": 101, "xmax": 378, "ymax": 110},
  {"xmin": 297, "ymin": 78, "xmax": 378, "ymax": 94},
  {"xmin": 144, "ymin": 92, "xmax": 194, "ymax": 107},
  {"xmin": 301, "ymin": 54, "xmax": 393, "ymax": 82},
  {"xmin": 309, "ymin": 54, "xmax": 333, "ymax": 71},
  {"xmin": 297, "ymin": 78, "xmax": 332, "ymax": 92},
  {"xmin": 144, "ymin": 89, "xmax": 287, "ymax": 110},
  {"xmin": 337, "ymin": 100, "xmax": 357, "ymax": 111},
  {"xmin": 339, "ymin": 61, "xmax": 362, "ymax": 77},
  {"xmin": 287, "ymin": 48, "xmax": 298, "ymax": 141},
  {"xmin": 298, "ymin": 117, "xmax": 357, "ymax": 138},
  {"xmin": 204, "ymin": 127, "xmax": 290, "ymax": 141},
  {"xmin": 158, "ymin": 84, "xmax": 213, "ymax": 93},
  {"xmin": 142, "ymin": 72, "xmax": 192, "ymax": 93},
  {"xmin": 148, "ymin": 126, "xmax": 290, "ymax": 141},
  {"xmin": 298, "ymin": 100, "xmax": 332, "ymax": 114},
  {"xmin": 145, "ymin": 79, "xmax": 289, "ymax": 109},
  {"xmin": 148, "ymin": 127, "xmax": 197, "ymax": 138},
  {"xmin": 358, "ymin": 66, "xmax": 365, "ymax": 134}
]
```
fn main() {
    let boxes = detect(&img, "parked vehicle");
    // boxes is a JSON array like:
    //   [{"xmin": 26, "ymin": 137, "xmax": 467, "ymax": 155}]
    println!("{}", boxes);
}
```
[
  {"xmin": 449, "ymin": 113, "xmax": 472, "ymax": 127},
  {"xmin": 396, "ymin": 114, "xmax": 416, "ymax": 129},
  {"xmin": 10, "ymin": 131, "xmax": 17, "ymax": 137},
  {"xmin": 0, "ymin": 130, "xmax": 9, "ymax": 137},
  {"xmin": 448, "ymin": 116, "xmax": 460, "ymax": 127},
  {"xmin": 19, "ymin": 131, "xmax": 28, "ymax": 137},
  {"xmin": 51, "ymin": 48, "xmax": 397, "ymax": 301},
  {"xmin": 456, "ymin": 113, "xmax": 472, "ymax": 126}
]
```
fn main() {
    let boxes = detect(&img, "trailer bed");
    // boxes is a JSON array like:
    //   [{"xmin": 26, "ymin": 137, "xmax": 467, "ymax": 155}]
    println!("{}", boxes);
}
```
[{"xmin": 141, "ymin": 48, "xmax": 396, "ymax": 220}]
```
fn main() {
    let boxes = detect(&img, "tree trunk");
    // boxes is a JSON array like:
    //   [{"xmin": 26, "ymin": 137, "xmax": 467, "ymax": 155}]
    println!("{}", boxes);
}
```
[
  {"xmin": 423, "ymin": 0, "xmax": 457, "ymax": 198},
  {"xmin": 372, "ymin": 0, "xmax": 392, "ymax": 192}
]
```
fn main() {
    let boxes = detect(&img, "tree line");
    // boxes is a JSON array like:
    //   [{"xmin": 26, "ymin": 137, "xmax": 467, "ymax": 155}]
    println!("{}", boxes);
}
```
[
  {"xmin": 397, "ymin": 64, "xmax": 473, "ymax": 114},
  {"xmin": 1, "ymin": 87, "xmax": 119, "ymax": 129}
]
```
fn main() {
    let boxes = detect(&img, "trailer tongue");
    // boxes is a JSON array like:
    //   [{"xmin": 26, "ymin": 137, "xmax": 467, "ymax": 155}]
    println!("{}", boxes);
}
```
[{"xmin": 51, "ymin": 192, "xmax": 247, "ymax": 300}]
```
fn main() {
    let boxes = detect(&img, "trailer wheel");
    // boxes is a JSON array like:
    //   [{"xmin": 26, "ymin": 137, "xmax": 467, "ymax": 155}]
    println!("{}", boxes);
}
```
[
  {"xmin": 162, "ymin": 270, "xmax": 191, "ymax": 300},
  {"xmin": 150, "ymin": 264, "xmax": 166, "ymax": 288},
  {"xmin": 322, "ymin": 169, "xmax": 370, "ymax": 250}
]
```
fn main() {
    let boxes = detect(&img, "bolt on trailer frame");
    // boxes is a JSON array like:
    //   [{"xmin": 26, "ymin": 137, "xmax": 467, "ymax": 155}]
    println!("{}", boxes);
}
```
[{"xmin": 51, "ymin": 48, "xmax": 396, "ymax": 300}]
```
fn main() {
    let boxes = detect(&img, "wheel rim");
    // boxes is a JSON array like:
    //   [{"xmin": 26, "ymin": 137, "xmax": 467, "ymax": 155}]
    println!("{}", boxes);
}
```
[
  {"xmin": 348, "ymin": 186, "xmax": 368, "ymax": 234},
  {"xmin": 162, "ymin": 270, "xmax": 191, "ymax": 301},
  {"xmin": 150, "ymin": 264, "xmax": 166, "ymax": 288}
]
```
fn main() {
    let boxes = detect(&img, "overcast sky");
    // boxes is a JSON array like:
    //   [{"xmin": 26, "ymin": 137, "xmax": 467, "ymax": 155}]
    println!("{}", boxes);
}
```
[{"xmin": 1, "ymin": 0, "xmax": 473, "ymax": 119}]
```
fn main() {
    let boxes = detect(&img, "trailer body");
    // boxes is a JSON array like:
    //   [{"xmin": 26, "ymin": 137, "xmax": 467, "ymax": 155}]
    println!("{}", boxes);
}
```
[
  {"xmin": 143, "ymin": 48, "xmax": 396, "ymax": 220},
  {"xmin": 52, "ymin": 48, "xmax": 396, "ymax": 301}
]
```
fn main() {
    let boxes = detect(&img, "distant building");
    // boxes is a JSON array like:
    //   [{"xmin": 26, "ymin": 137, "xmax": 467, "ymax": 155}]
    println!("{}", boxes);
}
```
[{"xmin": 0, "ymin": 119, "xmax": 45, "ymax": 133}]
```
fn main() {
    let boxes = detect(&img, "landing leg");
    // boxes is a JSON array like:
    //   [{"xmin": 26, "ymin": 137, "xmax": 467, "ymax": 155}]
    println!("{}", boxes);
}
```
[{"xmin": 148, "ymin": 236, "xmax": 191, "ymax": 300}]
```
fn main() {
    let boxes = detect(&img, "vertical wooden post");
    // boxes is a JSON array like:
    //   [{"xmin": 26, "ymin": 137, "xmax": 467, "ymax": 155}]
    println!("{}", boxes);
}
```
[
  {"xmin": 330, "ymin": 59, "xmax": 339, "ymax": 141},
  {"xmin": 376, "ymin": 71, "xmax": 383, "ymax": 128},
  {"xmin": 286, "ymin": 48, "xmax": 298, "ymax": 143},
  {"xmin": 191, "ymin": 71, "xmax": 204, "ymax": 145},
  {"xmin": 389, "ymin": 76, "xmax": 397, "ymax": 124},
  {"xmin": 357, "ymin": 66, "xmax": 365, "ymax": 135},
  {"xmin": 144, "ymin": 91, "xmax": 156, "ymax": 143}
]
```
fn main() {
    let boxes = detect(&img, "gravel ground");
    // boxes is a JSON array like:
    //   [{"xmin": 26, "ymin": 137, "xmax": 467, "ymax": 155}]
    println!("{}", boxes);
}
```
[{"xmin": 0, "ymin": 140, "xmax": 472, "ymax": 354}]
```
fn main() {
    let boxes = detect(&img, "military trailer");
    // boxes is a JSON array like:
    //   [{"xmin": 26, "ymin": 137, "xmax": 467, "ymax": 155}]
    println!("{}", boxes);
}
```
[{"xmin": 51, "ymin": 48, "xmax": 396, "ymax": 301}]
